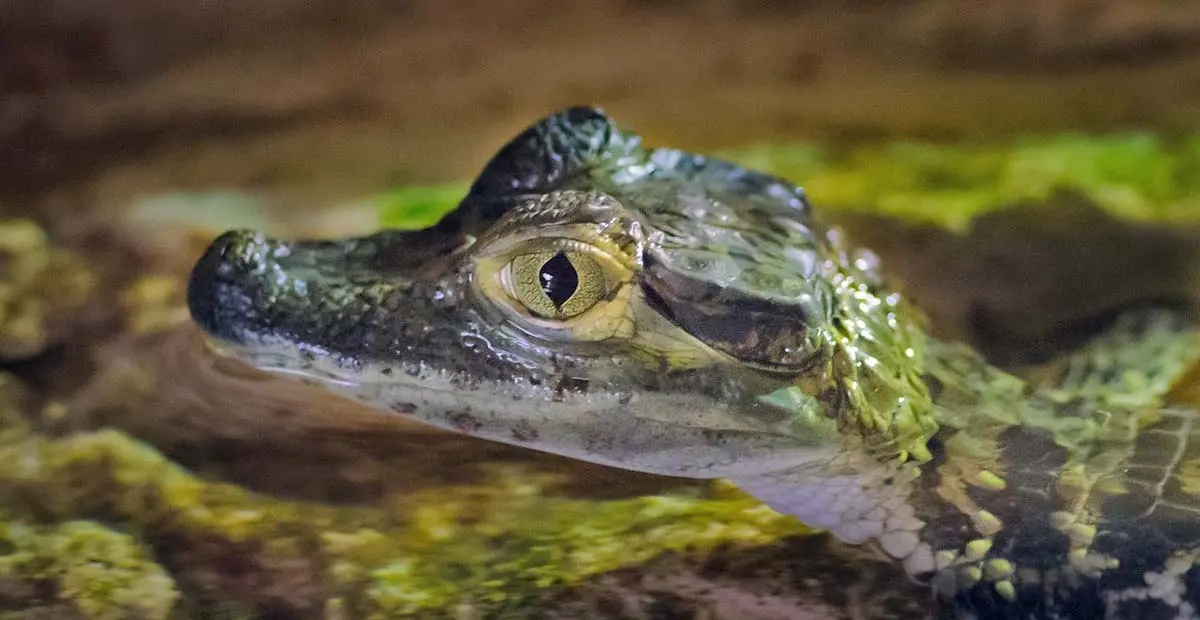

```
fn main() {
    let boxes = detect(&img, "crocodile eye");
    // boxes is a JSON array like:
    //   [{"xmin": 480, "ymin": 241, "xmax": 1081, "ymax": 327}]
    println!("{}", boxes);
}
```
[
  {"xmin": 509, "ymin": 250, "xmax": 605, "ymax": 319},
  {"xmin": 473, "ymin": 233, "xmax": 635, "ymax": 342}
]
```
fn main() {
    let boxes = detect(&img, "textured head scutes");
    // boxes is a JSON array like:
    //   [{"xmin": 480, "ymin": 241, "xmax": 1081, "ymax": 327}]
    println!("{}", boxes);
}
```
[{"xmin": 818, "ymin": 238, "xmax": 938, "ymax": 465}]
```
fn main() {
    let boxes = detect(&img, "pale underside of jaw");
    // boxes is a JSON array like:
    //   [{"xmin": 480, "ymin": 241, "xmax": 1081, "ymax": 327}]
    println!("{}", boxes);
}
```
[
  {"xmin": 205, "ymin": 336, "xmax": 841, "ymax": 480},
  {"xmin": 245, "ymin": 337, "xmax": 926, "ymax": 573}
]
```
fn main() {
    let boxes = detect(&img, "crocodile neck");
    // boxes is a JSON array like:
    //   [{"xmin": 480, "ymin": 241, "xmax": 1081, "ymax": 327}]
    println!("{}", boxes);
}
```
[
  {"xmin": 743, "ymin": 305, "xmax": 1200, "ymax": 607},
  {"xmin": 796, "ymin": 232, "xmax": 941, "ymax": 468}
]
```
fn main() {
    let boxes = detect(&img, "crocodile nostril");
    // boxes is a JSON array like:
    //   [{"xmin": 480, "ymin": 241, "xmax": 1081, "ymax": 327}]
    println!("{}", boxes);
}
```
[{"xmin": 187, "ymin": 230, "xmax": 265, "ymax": 344}]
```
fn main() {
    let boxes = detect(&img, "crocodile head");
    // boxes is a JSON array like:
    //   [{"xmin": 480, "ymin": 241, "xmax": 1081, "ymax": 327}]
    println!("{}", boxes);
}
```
[{"xmin": 187, "ymin": 107, "xmax": 935, "ymax": 479}]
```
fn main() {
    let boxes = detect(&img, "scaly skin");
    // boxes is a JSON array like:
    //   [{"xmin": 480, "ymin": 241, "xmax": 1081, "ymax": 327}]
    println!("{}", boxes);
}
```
[{"xmin": 187, "ymin": 108, "xmax": 1200, "ymax": 619}]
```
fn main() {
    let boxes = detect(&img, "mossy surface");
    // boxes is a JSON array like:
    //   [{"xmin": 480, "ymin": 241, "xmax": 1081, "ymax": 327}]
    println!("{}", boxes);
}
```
[
  {"xmin": 0, "ymin": 371, "xmax": 806, "ymax": 618},
  {"xmin": 0, "ymin": 521, "xmax": 178, "ymax": 620},
  {"xmin": 0, "ymin": 218, "xmax": 95, "ymax": 359},
  {"xmin": 732, "ymin": 133, "xmax": 1200, "ymax": 230}
]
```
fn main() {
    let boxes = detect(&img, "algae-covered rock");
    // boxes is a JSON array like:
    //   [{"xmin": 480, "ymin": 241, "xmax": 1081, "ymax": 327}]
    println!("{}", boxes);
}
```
[
  {"xmin": 0, "ymin": 218, "xmax": 95, "ymax": 360},
  {"xmin": 345, "ymin": 478, "xmax": 805, "ymax": 619},
  {"xmin": 0, "ymin": 374, "xmax": 177, "ymax": 620},
  {"xmin": 0, "ymin": 521, "xmax": 178, "ymax": 620},
  {"xmin": 0, "ymin": 326, "xmax": 814, "ymax": 620}
]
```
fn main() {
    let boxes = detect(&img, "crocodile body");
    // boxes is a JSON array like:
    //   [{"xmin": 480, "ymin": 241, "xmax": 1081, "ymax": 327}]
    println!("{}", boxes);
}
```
[{"xmin": 187, "ymin": 108, "xmax": 1200, "ymax": 619}]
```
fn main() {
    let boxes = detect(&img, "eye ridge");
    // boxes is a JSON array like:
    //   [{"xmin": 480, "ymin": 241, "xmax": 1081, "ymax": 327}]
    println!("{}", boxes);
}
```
[{"xmin": 539, "ymin": 251, "xmax": 580, "ymax": 308}]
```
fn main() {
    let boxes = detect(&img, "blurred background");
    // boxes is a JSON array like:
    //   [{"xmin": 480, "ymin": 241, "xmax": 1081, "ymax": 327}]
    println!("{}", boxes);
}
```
[
  {"xmin": 6, "ymin": 0, "xmax": 1200, "ymax": 206},
  {"xmin": 2, "ymin": 2, "xmax": 1200, "ymax": 619}
]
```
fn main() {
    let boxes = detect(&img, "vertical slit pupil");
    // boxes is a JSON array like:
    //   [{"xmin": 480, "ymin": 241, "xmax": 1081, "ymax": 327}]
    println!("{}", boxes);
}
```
[{"xmin": 540, "ymin": 252, "xmax": 579, "ymax": 308}]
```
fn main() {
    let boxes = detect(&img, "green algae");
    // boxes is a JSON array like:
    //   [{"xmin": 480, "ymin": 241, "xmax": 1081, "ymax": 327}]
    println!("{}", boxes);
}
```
[
  {"xmin": 0, "ymin": 218, "xmax": 95, "ymax": 360},
  {"xmin": 352, "ymin": 475, "xmax": 802, "ymax": 619},
  {"xmin": 0, "ymin": 521, "xmax": 178, "ymax": 620},
  {"xmin": 376, "ymin": 133, "xmax": 1200, "ymax": 233},
  {"xmin": 374, "ymin": 184, "xmax": 471, "ymax": 231},
  {"xmin": 0, "ymin": 385, "xmax": 806, "ymax": 618},
  {"xmin": 725, "ymin": 133, "xmax": 1200, "ymax": 231},
  {"xmin": 0, "ymin": 376, "xmax": 177, "ymax": 620}
]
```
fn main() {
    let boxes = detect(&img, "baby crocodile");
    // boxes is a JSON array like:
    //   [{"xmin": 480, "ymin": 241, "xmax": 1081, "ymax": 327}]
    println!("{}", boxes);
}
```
[{"xmin": 188, "ymin": 107, "xmax": 1200, "ymax": 619}]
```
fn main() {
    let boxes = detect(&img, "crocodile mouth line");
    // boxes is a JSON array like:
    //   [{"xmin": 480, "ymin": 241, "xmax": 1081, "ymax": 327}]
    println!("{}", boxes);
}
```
[
  {"xmin": 202, "ymin": 336, "xmax": 366, "ymax": 390},
  {"xmin": 201, "ymin": 334, "xmax": 613, "ymax": 413}
]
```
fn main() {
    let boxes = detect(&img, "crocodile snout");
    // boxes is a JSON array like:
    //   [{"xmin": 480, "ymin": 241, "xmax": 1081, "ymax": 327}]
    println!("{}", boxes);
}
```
[{"xmin": 187, "ymin": 229, "xmax": 271, "ymax": 346}]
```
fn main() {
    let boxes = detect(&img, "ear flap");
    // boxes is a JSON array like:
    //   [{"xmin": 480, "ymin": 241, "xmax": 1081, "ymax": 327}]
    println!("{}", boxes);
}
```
[{"xmin": 446, "ymin": 107, "xmax": 642, "ymax": 234}]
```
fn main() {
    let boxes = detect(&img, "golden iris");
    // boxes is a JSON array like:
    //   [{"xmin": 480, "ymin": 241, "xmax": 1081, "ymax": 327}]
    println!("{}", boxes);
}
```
[{"xmin": 509, "ymin": 250, "xmax": 606, "ymax": 319}]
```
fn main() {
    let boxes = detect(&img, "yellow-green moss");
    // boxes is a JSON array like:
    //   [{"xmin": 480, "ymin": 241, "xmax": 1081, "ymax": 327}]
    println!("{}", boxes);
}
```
[
  {"xmin": 375, "ymin": 184, "xmax": 471, "ymax": 230},
  {"xmin": 0, "ymin": 218, "xmax": 96, "ymax": 359},
  {"xmin": 724, "ymin": 133, "xmax": 1200, "ymax": 231},
  {"xmin": 0, "ymin": 424, "xmax": 806, "ymax": 618},
  {"xmin": 0, "ymin": 521, "xmax": 178, "ymax": 620},
  {"xmin": 353, "ymin": 472, "xmax": 804, "ymax": 618}
]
